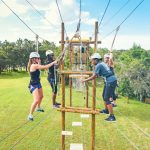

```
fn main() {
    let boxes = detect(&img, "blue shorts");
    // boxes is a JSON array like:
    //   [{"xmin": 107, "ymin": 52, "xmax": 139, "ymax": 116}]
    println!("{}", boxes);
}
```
[{"xmin": 28, "ymin": 83, "xmax": 42, "ymax": 94}]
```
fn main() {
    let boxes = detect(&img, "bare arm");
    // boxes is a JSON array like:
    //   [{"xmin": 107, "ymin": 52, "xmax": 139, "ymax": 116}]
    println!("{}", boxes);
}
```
[
  {"xmin": 31, "ymin": 60, "xmax": 57, "ymax": 71},
  {"xmin": 82, "ymin": 73, "xmax": 97, "ymax": 82},
  {"xmin": 108, "ymin": 52, "xmax": 114, "ymax": 68}
]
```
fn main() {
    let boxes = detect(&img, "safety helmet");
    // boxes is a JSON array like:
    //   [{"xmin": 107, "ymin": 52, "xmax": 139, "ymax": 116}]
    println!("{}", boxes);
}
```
[
  {"xmin": 104, "ymin": 53, "xmax": 110, "ymax": 59},
  {"xmin": 90, "ymin": 53, "xmax": 102, "ymax": 60},
  {"xmin": 46, "ymin": 50, "xmax": 54, "ymax": 56},
  {"xmin": 29, "ymin": 52, "xmax": 40, "ymax": 59}
]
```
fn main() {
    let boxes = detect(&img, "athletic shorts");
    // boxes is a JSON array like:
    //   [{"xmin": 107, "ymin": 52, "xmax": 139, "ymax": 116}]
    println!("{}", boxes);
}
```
[
  {"xmin": 28, "ymin": 83, "xmax": 42, "ymax": 94},
  {"xmin": 47, "ymin": 78, "xmax": 57, "ymax": 94},
  {"xmin": 102, "ymin": 80, "xmax": 117, "ymax": 102}
]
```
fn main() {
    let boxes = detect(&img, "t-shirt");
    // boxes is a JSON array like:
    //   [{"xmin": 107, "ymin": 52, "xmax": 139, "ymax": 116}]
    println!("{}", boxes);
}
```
[{"xmin": 94, "ymin": 62, "xmax": 117, "ymax": 83}]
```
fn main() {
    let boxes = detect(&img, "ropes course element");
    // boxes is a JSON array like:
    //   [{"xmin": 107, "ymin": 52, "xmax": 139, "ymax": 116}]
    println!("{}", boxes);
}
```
[
  {"xmin": 0, "ymin": 0, "xmax": 50, "ymax": 42},
  {"xmin": 102, "ymin": 0, "xmax": 131, "ymax": 27},
  {"xmin": 55, "ymin": 0, "xmax": 68, "ymax": 38},
  {"xmin": 102, "ymin": 0, "xmax": 145, "ymax": 40},
  {"xmin": 10, "ymin": 110, "xmax": 52, "ymax": 150},
  {"xmin": 0, "ymin": 99, "xmax": 50, "ymax": 145},
  {"xmin": 76, "ymin": 0, "xmax": 82, "ymax": 33},
  {"xmin": 98, "ymin": 0, "xmax": 111, "ymax": 28},
  {"xmin": 25, "ymin": 0, "xmax": 55, "ymax": 27},
  {"xmin": 110, "ymin": 26, "xmax": 120, "ymax": 51}
]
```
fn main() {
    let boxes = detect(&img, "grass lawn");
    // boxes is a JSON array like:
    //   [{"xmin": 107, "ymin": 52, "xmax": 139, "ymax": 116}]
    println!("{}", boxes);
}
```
[{"xmin": 0, "ymin": 72, "xmax": 150, "ymax": 150}]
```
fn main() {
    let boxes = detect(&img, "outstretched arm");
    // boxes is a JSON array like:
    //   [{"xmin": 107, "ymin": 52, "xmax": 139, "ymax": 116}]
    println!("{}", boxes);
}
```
[
  {"xmin": 33, "ymin": 60, "xmax": 57, "ymax": 70},
  {"xmin": 82, "ymin": 73, "xmax": 97, "ymax": 83}
]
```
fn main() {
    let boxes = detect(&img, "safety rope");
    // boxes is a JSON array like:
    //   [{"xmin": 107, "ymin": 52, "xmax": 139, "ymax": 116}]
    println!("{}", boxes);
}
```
[{"xmin": 110, "ymin": 26, "xmax": 120, "ymax": 51}]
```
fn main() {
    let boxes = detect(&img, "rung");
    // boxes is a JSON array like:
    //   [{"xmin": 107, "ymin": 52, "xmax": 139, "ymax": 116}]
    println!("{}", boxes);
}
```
[
  {"xmin": 80, "ymin": 114, "xmax": 89, "ymax": 118},
  {"xmin": 70, "ymin": 143, "xmax": 83, "ymax": 150},
  {"xmin": 72, "ymin": 122, "xmax": 82, "ymax": 126},
  {"xmin": 62, "ymin": 131, "xmax": 73, "ymax": 136}
]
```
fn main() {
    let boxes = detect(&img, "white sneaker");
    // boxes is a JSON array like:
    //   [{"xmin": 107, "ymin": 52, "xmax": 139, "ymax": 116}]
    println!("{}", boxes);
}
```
[{"xmin": 28, "ymin": 114, "xmax": 33, "ymax": 121}]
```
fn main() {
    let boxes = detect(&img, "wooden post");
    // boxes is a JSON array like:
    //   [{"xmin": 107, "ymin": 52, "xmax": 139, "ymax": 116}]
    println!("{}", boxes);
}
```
[
  {"xmin": 86, "ymin": 83, "xmax": 89, "ymax": 108},
  {"xmin": 61, "ymin": 22, "xmax": 65, "ymax": 150},
  {"xmin": 91, "ymin": 21, "xmax": 98, "ymax": 150},
  {"xmin": 69, "ymin": 78, "xmax": 72, "ymax": 106}
]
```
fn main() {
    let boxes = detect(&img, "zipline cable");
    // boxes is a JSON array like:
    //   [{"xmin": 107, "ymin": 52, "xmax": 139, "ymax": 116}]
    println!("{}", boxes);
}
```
[
  {"xmin": 102, "ymin": 0, "xmax": 145, "ymax": 40},
  {"xmin": 0, "ymin": 0, "xmax": 51, "ymax": 42},
  {"xmin": 55, "ymin": 0, "xmax": 68, "ymax": 38},
  {"xmin": 76, "ymin": 0, "xmax": 82, "ymax": 33},
  {"xmin": 25, "ymin": 0, "xmax": 55, "ymax": 27},
  {"xmin": 102, "ymin": 0, "xmax": 131, "ymax": 27},
  {"xmin": 98, "ymin": 0, "xmax": 111, "ymax": 28}
]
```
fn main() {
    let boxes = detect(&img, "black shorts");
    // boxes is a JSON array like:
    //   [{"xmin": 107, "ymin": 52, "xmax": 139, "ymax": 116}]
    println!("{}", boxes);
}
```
[
  {"xmin": 102, "ymin": 80, "xmax": 117, "ymax": 102},
  {"xmin": 48, "ymin": 78, "xmax": 57, "ymax": 94}
]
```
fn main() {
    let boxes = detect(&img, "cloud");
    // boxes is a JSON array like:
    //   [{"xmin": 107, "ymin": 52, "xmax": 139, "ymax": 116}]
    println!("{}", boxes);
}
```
[
  {"xmin": 0, "ymin": 0, "xmax": 149, "ymax": 50},
  {"xmin": 99, "ymin": 35, "xmax": 150, "ymax": 50},
  {"xmin": 0, "ymin": 0, "xmax": 28, "ymax": 17}
]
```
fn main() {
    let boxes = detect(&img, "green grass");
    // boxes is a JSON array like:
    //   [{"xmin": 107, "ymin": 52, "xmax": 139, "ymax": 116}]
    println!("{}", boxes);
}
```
[{"xmin": 0, "ymin": 72, "xmax": 150, "ymax": 150}]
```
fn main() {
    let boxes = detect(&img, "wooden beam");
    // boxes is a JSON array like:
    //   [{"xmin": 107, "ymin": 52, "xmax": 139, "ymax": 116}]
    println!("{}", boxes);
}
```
[
  {"xmin": 91, "ymin": 21, "xmax": 98, "ymax": 150},
  {"xmin": 64, "ymin": 106, "xmax": 93, "ymax": 110},
  {"xmin": 59, "ymin": 71, "xmax": 93, "ymax": 75},
  {"xmin": 59, "ymin": 41, "xmax": 101, "ymax": 44},
  {"xmin": 57, "ymin": 108, "xmax": 99, "ymax": 114},
  {"xmin": 61, "ymin": 22, "xmax": 65, "ymax": 150}
]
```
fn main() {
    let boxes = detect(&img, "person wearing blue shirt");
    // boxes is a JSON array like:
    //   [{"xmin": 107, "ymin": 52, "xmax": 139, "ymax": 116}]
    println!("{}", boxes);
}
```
[
  {"xmin": 104, "ymin": 52, "xmax": 118, "ymax": 107},
  {"xmin": 82, "ymin": 53, "xmax": 117, "ymax": 121}
]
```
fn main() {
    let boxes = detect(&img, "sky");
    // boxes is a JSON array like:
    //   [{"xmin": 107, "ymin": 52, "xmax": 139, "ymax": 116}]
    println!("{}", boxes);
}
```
[{"xmin": 0, "ymin": 0, "xmax": 150, "ymax": 50}]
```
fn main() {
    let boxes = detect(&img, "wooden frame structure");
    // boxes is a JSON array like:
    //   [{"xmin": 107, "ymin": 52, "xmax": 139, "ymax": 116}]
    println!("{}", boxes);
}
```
[{"xmin": 58, "ymin": 22, "xmax": 100, "ymax": 150}]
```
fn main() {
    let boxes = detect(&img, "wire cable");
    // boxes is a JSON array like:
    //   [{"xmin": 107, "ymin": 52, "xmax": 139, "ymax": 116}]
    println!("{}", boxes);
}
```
[
  {"xmin": 76, "ymin": 0, "xmax": 82, "ymax": 33},
  {"xmin": 25, "ymin": 0, "xmax": 55, "ymax": 27},
  {"xmin": 98, "ymin": 0, "xmax": 111, "ymax": 28},
  {"xmin": 102, "ymin": 0, "xmax": 145, "ymax": 40},
  {"xmin": 0, "ymin": 0, "xmax": 51, "ymax": 43},
  {"xmin": 102, "ymin": 0, "xmax": 131, "ymax": 27},
  {"xmin": 110, "ymin": 26, "xmax": 120, "ymax": 51},
  {"xmin": 1, "ymin": 0, "xmax": 37, "ymax": 35},
  {"xmin": 55, "ymin": 0, "xmax": 68, "ymax": 38}
]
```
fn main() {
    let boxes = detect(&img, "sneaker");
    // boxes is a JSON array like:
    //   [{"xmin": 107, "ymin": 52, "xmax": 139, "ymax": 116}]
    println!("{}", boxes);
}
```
[
  {"xmin": 100, "ymin": 109, "xmax": 109, "ymax": 114},
  {"xmin": 28, "ymin": 114, "xmax": 33, "ymax": 121},
  {"xmin": 55, "ymin": 102, "xmax": 61, "ymax": 105},
  {"xmin": 52, "ymin": 104, "xmax": 60, "ymax": 108},
  {"xmin": 105, "ymin": 115, "xmax": 116, "ymax": 122},
  {"xmin": 36, "ymin": 108, "xmax": 44, "ymax": 112}
]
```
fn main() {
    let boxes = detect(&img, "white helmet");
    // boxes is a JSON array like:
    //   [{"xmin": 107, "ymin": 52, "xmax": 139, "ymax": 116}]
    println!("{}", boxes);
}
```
[
  {"xmin": 46, "ymin": 50, "xmax": 54, "ymax": 56},
  {"xmin": 104, "ymin": 53, "xmax": 110, "ymax": 59},
  {"xmin": 90, "ymin": 53, "xmax": 102, "ymax": 60},
  {"xmin": 29, "ymin": 52, "xmax": 40, "ymax": 59}
]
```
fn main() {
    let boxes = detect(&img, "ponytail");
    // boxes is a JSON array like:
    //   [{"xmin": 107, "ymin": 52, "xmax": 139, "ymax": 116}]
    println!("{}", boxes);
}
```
[{"xmin": 27, "ymin": 58, "xmax": 34, "ymax": 72}]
